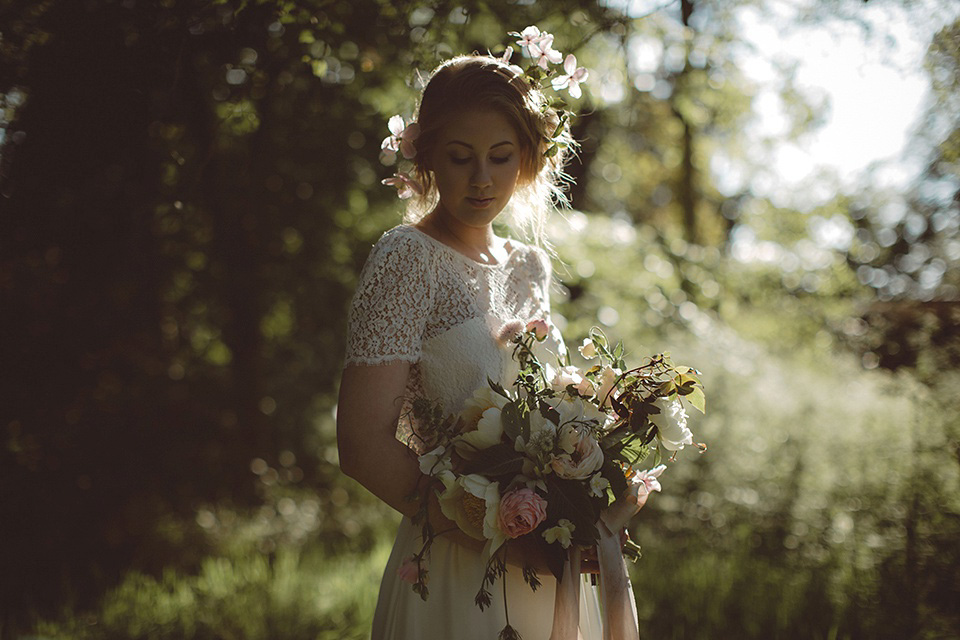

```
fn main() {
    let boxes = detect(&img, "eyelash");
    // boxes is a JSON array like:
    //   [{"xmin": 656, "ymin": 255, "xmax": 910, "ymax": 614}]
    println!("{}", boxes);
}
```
[{"xmin": 450, "ymin": 156, "xmax": 512, "ymax": 165}]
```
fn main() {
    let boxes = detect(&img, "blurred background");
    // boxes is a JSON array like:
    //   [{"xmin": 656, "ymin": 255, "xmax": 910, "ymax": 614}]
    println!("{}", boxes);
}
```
[{"xmin": 1, "ymin": 0, "xmax": 958, "ymax": 638}]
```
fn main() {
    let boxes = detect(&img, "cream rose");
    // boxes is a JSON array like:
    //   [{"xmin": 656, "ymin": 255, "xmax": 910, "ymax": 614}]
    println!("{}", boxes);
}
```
[{"xmin": 550, "ymin": 429, "xmax": 604, "ymax": 479}]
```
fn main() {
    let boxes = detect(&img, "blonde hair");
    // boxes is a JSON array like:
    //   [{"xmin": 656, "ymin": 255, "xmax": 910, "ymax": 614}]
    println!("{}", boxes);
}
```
[{"xmin": 403, "ymin": 54, "xmax": 575, "ymax": 247}]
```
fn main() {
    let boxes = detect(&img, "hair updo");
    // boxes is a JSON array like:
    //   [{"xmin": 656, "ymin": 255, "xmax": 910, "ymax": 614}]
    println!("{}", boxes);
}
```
[{"xmin": 404, "ymin": 54, "xmax": 575, "ymax": 247}]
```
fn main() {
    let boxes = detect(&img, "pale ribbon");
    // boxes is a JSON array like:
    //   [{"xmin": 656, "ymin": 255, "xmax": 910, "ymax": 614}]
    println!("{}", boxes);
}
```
[{"xmin": 548, "ymin": 482, "xmax": 647, "ymax": 640}]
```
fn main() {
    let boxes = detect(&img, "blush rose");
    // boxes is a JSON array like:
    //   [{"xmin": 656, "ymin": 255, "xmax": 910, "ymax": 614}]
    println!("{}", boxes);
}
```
[{"xmin": 497, "ymin": 487, "xmax": 548, "ymax": 539}]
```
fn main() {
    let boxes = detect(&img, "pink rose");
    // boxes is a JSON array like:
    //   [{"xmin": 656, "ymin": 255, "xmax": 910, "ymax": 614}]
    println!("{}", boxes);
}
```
[
  {"xmin": 396, "ymin": 556, "xmax": 421, "ymax": 584},
  {"xmin": 497, "ymin": 488, "xmax": 548, "ymax": 539},
  {"xmin": 525, "ymin": 319, "xmax": 549, "ymax": 341}
]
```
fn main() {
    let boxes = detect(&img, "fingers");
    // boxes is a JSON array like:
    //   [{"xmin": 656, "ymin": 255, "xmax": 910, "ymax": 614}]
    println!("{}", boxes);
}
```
[{"xmin": 635, "ymin": 490, "xmax": 650, "ymax": 510}]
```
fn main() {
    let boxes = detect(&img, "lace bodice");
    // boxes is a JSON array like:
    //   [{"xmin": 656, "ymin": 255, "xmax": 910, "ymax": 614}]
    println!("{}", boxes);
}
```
[{"xmin": 345, "ymin": 225, "xmax": 565, "ymax": 451}]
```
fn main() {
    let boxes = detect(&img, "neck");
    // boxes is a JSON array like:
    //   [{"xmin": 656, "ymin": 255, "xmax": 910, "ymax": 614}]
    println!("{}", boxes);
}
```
[{"xmin": 426, "ymin": 208, "xmax": 503, "ymax": 264}]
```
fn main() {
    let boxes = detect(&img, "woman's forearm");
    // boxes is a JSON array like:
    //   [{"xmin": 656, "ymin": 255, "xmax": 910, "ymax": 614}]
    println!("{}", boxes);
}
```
[{"xmin": 338, "ymin": 426, "xmax": 424, "ymax": 519}]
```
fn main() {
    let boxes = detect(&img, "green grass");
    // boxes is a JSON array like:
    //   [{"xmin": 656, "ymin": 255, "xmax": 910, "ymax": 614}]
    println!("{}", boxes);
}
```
[{"xmin": 29, "ymin": 540, "xmax": 392, "ymax": 640}]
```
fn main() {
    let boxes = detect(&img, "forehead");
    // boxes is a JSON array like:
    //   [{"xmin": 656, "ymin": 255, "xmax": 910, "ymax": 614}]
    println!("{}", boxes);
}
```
[{"xmin": 437, "ymin": 109, "xmax": 519, "ymax": 148}]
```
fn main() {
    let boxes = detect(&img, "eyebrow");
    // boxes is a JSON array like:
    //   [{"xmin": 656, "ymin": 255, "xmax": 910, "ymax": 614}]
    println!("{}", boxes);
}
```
[{"xmin": 446, "ymin": 140, "xmax": 515, "ymax": 150}]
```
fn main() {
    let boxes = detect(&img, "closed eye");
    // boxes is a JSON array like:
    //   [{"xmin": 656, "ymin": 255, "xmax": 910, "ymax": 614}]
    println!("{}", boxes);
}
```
[
  {"xmin": 491, "ymin": 155, "xmax": 513, "ymax": 164},
  {"xmin": 449, "ymin": 156, "xmax": 471, "ymax": 165}
]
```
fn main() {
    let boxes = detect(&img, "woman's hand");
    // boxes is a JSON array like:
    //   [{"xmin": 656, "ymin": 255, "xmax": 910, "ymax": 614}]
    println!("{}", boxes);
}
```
[
  {"xmin": 580, "ymin": 529, "xmax": 630, "ymax": 574},
  {"xmin": 600, "ymin": 482, "xmax": 652, "ymax": 533}
]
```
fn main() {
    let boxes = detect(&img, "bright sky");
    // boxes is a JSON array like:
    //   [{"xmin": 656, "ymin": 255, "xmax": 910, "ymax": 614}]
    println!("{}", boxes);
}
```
[
  {"xmin": 736, "ymin": 1, "xmax": 958, "ymax": 209},
  {"xmin": 619, "ymin": 0, "xmax": 959, "ymax": 210}
]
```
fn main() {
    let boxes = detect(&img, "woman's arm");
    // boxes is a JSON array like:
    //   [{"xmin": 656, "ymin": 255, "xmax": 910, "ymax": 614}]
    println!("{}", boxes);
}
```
[
  {"xmin": 336, "ymin": 362, "xmax": 485, "ymax": 553},
  {"xmin": 337, "ymin": 362, "xmax": 421, "ymax": 517}
]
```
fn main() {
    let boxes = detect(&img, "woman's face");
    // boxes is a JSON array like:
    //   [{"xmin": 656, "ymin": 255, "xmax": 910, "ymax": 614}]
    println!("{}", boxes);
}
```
[{"xmin": 429, "ymin": 109, "xmax": 522, "ymax": 229}]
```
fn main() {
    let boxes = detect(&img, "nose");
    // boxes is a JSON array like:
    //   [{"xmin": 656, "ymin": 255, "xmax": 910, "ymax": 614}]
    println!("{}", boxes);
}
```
[{"xmin": 470, "ymin": 160, "xmax": 493, "ymax": 189}]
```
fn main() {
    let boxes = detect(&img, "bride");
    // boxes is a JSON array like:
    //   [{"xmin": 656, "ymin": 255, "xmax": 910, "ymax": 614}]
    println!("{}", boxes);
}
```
[{"xmin": 337, "ymin": 53, "xmax": 647, "ymax": 640}]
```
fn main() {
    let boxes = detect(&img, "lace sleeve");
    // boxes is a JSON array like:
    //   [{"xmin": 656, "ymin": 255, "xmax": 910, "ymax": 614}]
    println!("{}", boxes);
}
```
[{"xmin": 344, "ymin": 229, "xmax": 435, "ymax": 366}]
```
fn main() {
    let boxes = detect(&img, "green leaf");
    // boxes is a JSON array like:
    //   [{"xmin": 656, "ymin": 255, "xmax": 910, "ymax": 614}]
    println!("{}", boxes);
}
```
[
  {"xmin": 589, "ymin": 327, "xmax": 608, "ymax": 349},
  {"xmin": 545, "ymin": 478, "xmax": 600, "ymax": 543},
  {"xmin": 686, "ymin": 386, "xmax": 706, "ymax": 414},
  {"xmin": 539, "ymin": 399, "xmax": 561, "ymax": 425},
  {"xmin": 616, "ymin": 435, "xmax": 652, "ymax": 466},
  {"xmin": 544, "ymin": 144, "xmax": 559, "ymax": 158},
  {"xmin": 501, "ymin": 402, "xmax": 521, "ymax": 442},
  {"xmin": 610, "ymin": 394, "xmax": 628, "ymax": 420},
  {"xmin": 601, "ymin": 459, "xmax": 627, "ymax": 500},
  {"xmin": 487, "ymin": 377, "xmax": 510, "ymax": 399},
  {"xmin": 463, "ymin": 443, "xmax": 523, "ymax": 477}
]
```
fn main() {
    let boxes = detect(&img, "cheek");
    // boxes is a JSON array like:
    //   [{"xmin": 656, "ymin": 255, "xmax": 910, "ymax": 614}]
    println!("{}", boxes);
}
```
[{"xmin": 500, "ymin": 162, "xmax": 521, "ymax": 189}]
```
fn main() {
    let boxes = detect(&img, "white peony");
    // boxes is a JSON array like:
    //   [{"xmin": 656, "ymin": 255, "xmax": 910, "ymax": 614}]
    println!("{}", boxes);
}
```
[
  {"xmin": 455, "ymin": 386, "xmax": 512, "ymax": 458},
  {"xmin": 455, "ymin": 406, "xmax": 505, "ymax": 457},
  {"xmin": 418, "ymin": 445, "xmax": 453, "ymax": 482},
  {"xmin": 460, "ymin": 474, "xmax": 506, "ymax": 553},
  {"xmin": 650, "ymin": 397, "xmax": 693, "ymax": 451},
  {"xmin": 460, "ymin": 385, "xmax": 511, "ymax": 429},
  {"xmin": 438, "ymin": 474, "xmax": 504, "ymax": 551}
]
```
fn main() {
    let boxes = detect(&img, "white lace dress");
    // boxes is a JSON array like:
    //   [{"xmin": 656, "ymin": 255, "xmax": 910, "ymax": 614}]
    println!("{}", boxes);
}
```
[{"xmin": 344, "ymin": 225, "xmax": 605, "ymax": 640}]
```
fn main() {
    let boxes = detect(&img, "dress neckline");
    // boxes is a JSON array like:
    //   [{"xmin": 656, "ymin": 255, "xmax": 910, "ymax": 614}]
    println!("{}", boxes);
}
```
[{"xmin": 403, "ymin": 225, "xmax": 520, "ymax": 269}]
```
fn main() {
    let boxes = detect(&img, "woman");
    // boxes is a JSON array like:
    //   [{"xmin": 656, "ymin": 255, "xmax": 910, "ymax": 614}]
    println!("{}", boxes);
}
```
[{"xmin": 337, "ymin": 54, "xmax": 643, "ymax": 639}]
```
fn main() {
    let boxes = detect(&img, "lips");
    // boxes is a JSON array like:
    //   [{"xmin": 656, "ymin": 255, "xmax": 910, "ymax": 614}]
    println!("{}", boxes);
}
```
[{"xmin": 467, "ymin": 196, "xmax": 495, "ymax": 208}]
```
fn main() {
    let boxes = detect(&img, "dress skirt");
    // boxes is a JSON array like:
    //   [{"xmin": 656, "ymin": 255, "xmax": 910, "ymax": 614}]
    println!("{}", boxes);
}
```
[{"xmin": 372, "ymin": 516, "xmax": 604, "ymax": 640}]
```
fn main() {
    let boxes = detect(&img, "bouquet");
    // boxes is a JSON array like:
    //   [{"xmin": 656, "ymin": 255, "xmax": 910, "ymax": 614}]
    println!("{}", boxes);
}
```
[{"xmin": 403, "ymin": 320, "xmax": 705, "ymax": 639}]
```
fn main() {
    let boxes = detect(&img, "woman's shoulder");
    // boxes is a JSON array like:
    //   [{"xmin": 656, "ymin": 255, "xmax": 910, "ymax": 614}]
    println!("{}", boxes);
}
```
[
  {"xmin": 374, "ymin": 223, "xmax": 431, "ymax": 250},
  {"xmin": 365, "ymin": 224, "xmax": 435, "ymax": 264},
  {"xmin": 507, "ymin": 236, "xmax": 551, "ymax": 275}
]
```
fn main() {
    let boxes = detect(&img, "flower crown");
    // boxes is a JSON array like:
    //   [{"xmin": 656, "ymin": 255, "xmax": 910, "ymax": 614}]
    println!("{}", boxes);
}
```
[{"xmin": 381, "ymin": 26, "xmax": 589, "ymax": 199}]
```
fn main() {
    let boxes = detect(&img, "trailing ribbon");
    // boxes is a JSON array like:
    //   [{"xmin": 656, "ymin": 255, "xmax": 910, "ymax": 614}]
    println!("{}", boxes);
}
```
[
  {"xmin": 597, "ymin": 520, "xmax": 639, "ymax": 640},
  {"xmin": 547, "ymin": 481, "xmax": 648, "ymax": 640},
  {"xmin": 548, "ymin": 546, "xmax": 581, "ymax": 640}
]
